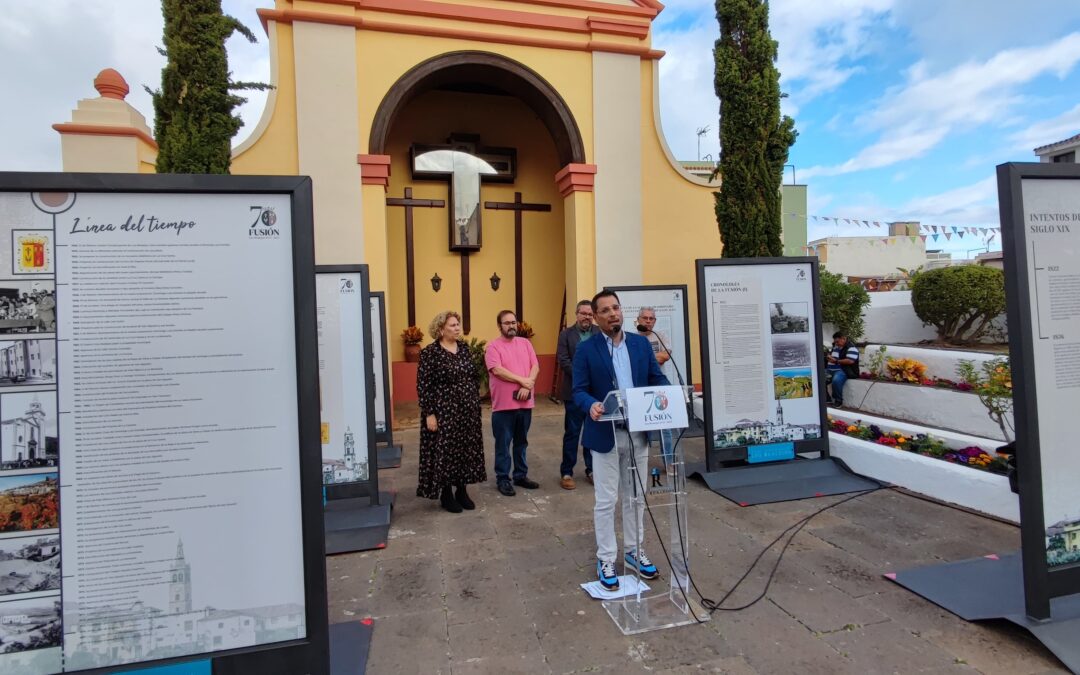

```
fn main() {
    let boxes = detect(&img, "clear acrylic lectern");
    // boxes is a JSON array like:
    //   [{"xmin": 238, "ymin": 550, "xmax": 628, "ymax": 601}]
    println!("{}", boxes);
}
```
[{"xmin": 596, "ymin": 386, "xmax": 709, "ymax": 634}]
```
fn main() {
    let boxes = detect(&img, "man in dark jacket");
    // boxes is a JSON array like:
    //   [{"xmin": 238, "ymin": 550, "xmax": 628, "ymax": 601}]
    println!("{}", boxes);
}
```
[
  {"xmin": 556, "ymin": 300, "xmax": 601, "ymax": 489},
  {"xmin": 573, "ymin": 290, "xmax": 669, "ymax": 591}
]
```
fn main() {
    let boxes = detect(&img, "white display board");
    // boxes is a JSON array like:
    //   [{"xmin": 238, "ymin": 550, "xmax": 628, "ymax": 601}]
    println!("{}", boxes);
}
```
[
  {"xmin": 0, "ymin": 189, "xmax": 309, "ymax": 673},
  {"xmin": 370, "ymin": 293, "xmax": 389, "ymax": 438},
  {"xmin": 1018, "ymin": 178, "xmax": 1080, "ymax": 570},
  {"xmin": 608, "ymin": 286, "xmax": 692, "ymax": 389},
  {"xmin": 698, "ymin": 261, "xmax": 824, "ymax": 459},
  {"xmin": 316, "ymin": 271, "xmax": 370, "ymax": 485}
]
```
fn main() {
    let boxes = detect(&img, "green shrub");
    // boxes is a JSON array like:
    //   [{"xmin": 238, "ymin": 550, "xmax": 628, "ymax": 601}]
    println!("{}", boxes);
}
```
[
  {"xmin": 910, "ymin": 266, "xmax": 1005, "ymax": 344},
  {"xmin": 466, "ymin": 338, "xmax": 489, "ymax": 395},
  {"xmin": 819, "ymin": 270, "xmax": 870, "ymax": 340}
]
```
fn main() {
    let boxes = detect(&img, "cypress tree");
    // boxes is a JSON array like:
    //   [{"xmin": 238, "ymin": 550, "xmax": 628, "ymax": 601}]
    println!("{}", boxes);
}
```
[
  {"xmin": 713, "ymin": 0, "xmax": 798, "ymax": 257},
  {"xmin": 148, "ymin": 0, "xmax": 269, "ymax": 174}
]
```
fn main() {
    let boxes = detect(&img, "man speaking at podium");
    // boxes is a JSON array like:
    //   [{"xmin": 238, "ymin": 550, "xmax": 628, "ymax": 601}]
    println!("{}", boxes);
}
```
[{"xmin": 573, "ymin": 290, "xmax": 670, "ymax": 591}]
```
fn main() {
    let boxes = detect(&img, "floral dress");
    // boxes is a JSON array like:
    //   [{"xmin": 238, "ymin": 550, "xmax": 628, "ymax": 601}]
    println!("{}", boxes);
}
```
[{"xmin": 416, "ymin": 340, "xmax": 486, "ymax": 499}]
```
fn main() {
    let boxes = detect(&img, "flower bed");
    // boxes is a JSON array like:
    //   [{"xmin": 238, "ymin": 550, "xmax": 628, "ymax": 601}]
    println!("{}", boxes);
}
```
[
  {"xmin": 828, "ymin": 416, "xmax": 1007, "ymax": 475},
  {"xmin": 858, "ymin": 371, "xmax": 974, "ymax": 392}
]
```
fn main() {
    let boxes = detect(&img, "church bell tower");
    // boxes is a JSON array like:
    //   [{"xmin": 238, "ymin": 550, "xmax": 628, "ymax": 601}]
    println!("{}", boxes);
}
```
[{"xmin": 169, "ymin": 539, "xmax": 193, "ymax": 614}]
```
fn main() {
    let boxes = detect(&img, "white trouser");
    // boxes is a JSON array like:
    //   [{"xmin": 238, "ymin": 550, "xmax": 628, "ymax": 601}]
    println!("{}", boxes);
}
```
[{"xmin": 593, "ymin": 430, "xmax": 649, "ymax": 563}]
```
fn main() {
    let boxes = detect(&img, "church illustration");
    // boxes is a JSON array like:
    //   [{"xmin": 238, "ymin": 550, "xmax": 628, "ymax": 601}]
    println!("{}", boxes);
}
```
[
  {"xmin": 714, "ymin": 400, "xmax": 822, "ymax": 449},
  {"xmin": 63, "ymin": 539, "xmax": 305, "ymax": 669},
  {"xmin": 321, "ymin": 427, "xmax": 366, "ymax": 484}
]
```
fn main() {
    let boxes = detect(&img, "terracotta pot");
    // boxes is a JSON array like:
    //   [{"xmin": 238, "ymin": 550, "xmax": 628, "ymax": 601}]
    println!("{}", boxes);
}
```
[{"xmin": 404, "ymin": 344, "xmax": 421, "ymax": 363}]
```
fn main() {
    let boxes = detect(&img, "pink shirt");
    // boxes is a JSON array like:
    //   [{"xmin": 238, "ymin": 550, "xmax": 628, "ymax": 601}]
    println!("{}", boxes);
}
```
[{"xmin": 485, "ymin": 337, "xmax": 539, "ymax": 412}]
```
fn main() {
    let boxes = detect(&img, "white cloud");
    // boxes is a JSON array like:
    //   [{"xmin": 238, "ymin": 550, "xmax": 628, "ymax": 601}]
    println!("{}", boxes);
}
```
[
  {"xmin": 804, "ymin": 32, "xmax": 1080, "ymax": 178},
  {"xmin": 653, "ymin": 0, "xmax": 892, "ymax": 162},
  {"xmin": 0, "ymin": 0, "xmax": 271, "ymax": 172},
  {"xmin": 1008, "ymin": 102, "xmax": 1080, "ymax": 153}
]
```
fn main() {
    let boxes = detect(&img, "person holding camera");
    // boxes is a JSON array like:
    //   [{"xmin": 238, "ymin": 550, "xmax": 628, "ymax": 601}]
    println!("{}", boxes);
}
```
[{"xmin": 486, "ymin": 310, "xmax": 541, "ymax": 496}]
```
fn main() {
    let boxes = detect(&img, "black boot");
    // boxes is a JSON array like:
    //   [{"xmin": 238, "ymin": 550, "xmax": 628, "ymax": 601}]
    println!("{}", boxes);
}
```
[
  {"xmin": 455, "ymin": 484, "xmax": 475, "ymax": 510},
  {"xmin": 441, "ymin": 485, "xmax": 462, "ymax": 513}
]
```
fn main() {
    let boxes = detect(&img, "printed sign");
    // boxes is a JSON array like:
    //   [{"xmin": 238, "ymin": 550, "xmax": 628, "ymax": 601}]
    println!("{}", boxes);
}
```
[{"xmin": 625, "ymin": 385, "xmax": 689, "ymax": 432}]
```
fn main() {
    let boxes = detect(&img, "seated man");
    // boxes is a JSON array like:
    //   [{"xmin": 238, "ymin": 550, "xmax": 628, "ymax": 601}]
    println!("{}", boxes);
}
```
[{"xmin": 826, "ymin": 332, "xmax": 859, "ymax": 407}]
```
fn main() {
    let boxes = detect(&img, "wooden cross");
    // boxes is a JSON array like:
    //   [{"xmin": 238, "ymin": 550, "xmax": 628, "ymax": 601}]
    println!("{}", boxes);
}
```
[
  {"xmin": 484, "ymin": 192, "xmax": 552, "ymax": 320},
  {"xmin": 386, "ymin": 187, "xmax": 445, "ymax": 327}
]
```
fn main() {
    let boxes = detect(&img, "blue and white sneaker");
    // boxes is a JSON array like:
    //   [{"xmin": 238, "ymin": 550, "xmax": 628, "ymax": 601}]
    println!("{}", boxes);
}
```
[
  {"xmin": 597, "ymin": 559, "xmax": 619, "ymax": 591},
  {"xmin": 625, "ymin": 549, "xmax": 660, "ymax": 580}
]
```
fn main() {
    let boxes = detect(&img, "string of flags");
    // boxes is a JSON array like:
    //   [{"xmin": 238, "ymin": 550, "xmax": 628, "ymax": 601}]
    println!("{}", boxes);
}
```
[{"xmin": 788, "ymin": 212, "xmax": 1000, "ymax": 243}]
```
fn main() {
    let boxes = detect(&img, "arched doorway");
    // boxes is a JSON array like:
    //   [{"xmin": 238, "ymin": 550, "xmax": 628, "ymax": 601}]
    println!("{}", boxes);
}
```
[{"xmin": 375, "ymin": 52, "xmax": 584, "ymax": 398}]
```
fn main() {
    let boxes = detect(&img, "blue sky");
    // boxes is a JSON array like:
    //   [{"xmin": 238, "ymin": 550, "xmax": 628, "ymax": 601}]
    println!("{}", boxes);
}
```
[
  {"xmin": 653, "ymin": 0, "xmax": 1080, "ymax": 256},
  {"xmin": 3, "ymin": 1, "xmax": 1080, "ymax": 258}
]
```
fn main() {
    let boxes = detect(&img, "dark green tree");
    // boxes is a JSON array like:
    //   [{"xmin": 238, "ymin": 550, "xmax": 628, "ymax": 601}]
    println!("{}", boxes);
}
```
[
  {"xmin": 713, "ymin": 0, "xmax": 798, "ymax": 257},
  {"xmin": 148, "ymin": 0, "xmax": 269, "ymax": 173}
]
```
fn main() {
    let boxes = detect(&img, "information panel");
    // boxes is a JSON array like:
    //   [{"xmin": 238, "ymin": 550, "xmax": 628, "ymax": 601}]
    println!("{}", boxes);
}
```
[
  {"xmin": 316, "ymin": 269, "xmax": 370, "ymax": 486},
  {"xmin": 605, "ymin": 285, "xmax": 693, "ymax": 389},
  {"xmin": 0, "ymin": 175, "xmax": 326, "ymax": 675},
  {"xmin": 696, "ymin": 258, "xmax": 827, "ymax": 466},
  {"xmin": 999, "ymin": 162, "xmax": 1080, "ymax": 618},
  {"xmin": 370, "ymin": 292, "xmax": 390, "ymax": 443}
]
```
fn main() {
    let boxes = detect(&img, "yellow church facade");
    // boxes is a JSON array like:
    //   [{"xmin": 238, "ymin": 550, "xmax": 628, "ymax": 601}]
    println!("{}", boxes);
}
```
[{"xmin": 54, "ymin": 0, "xmax": 799, "ymax": 401}]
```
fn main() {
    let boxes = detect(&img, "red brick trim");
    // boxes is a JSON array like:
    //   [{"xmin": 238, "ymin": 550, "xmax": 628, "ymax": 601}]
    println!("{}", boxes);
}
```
[
  {"xmin": 555, "ymin": 163, "xmax": 597, "ymax": 197},
  {"xmin": 358, "ymin": 153, "xmax": 392, "ymax": 189}
]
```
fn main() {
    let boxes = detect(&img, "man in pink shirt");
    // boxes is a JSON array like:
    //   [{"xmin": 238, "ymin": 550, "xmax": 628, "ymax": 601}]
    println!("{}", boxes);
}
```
[{"xmin": 485, "ymin": 310, "xmax": 541, "ymax": 496}]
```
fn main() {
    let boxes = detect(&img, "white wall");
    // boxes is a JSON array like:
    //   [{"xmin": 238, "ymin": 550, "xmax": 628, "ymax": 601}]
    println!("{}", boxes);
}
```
[
  {"xmin": 862, "ymin": 344, "xmax": 1003, "ymax": 381},
  {"xmin": 824, "ymin": 290, "xmax": 1007, "ymax": 345},
  {"xmin": 815, "ymin": 236, "xmax": 925, "ymax": 279}
]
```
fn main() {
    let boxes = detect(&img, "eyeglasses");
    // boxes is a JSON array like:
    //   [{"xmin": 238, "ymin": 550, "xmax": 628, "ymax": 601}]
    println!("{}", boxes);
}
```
[
  {"xmin": 500, "ymin": 320, "xmax": 518, "ymax": 326},
  {"xmin": 576, "ymin": 311, "xmax": 593, "ymax": 317}
]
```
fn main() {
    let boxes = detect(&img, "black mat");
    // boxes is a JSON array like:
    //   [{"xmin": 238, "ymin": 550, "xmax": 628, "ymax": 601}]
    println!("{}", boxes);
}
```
[
  {"xmin": 377, "ymin": 444, "xmax": 402, "ymax": 469},
  {"xmin": 325, "ymin": 496, "xmax": 392, "ymax": 554},
  {"xmin": 693, "ymin": 457, "xmax": 882, "ymax": 506},
  {"xmin": 889, "ymin": 552, "xmax": 1080, "ymax": 673},
  {"xmin": 330, "ymin": 619, "xmax": 374, "ymax": 675}
]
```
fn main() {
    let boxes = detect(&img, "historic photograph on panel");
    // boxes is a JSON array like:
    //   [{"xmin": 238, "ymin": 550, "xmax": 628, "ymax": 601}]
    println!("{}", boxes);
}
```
[
  {"xmin": 769, "ymin": 302, "xmax": 809, "ymax": 334},
  {"xmin": 773, "ymin": 368, "xmax": 814, "ymax": 399},
  {"xmin": 0, "ymin": 340, "xmax": 56, "ymax": 386},
  {"xmin": 771, "ymin": 335, "xmax": 811, "ymax": 369},
  {"xmin": 0, "ymin": 473, "xmax": 58, "ymax": 533},
  {"xmin": 0, "ymin": 280, "xmax": 55, "ymax": 335},
  {"xmin": 0, "ymin": 534, "xmax": 60, "ymax": 596},
  {"xmin": 1, "ymin": 393, "xmax": 59, "ymax": 471},
  {"xmin": 0, "ymin": 595, "xmax": 62, "ymax": 654},
  {"xmin": 1047, "ymin": 514, "xmax": 1080, "ymax": 567}
]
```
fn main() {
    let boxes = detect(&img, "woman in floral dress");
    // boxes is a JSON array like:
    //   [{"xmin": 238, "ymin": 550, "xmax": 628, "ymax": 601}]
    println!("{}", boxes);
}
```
[{"xmin": 416, "ymin": 311, "xmax": 486, "ymax": 512}]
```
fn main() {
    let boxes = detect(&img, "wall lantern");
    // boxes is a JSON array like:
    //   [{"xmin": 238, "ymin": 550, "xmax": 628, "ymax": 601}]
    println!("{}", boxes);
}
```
[
  {"xmin": 490, "ymin": 273, "xmax": 501, "ymax": 291},
  {"xmin": 430, "ymin": 273, "xmax": 442, "ymax": 292}
]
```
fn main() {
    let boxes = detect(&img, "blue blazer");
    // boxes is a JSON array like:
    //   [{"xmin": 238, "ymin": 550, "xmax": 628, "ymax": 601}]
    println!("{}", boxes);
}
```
[{"xmin": 572, "ymin": 331, "xmax": 669, "ymax": 453}]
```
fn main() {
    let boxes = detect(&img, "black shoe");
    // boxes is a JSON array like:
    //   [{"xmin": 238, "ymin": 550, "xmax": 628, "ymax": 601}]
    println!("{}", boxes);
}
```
[
  {"xmin": 455, "ymin": 485, "xmax": 475, "ymax": 510},
  {"xmin": 497, "ymin": 480, "xmax": 516, "ymax": 497},
  {"xmin": 513, "ymin": 477, "xmax": 540, "ymax": 490},
  {"xmin": 441, "ymin": 485, "xmax": 462, "ymax": 513}
]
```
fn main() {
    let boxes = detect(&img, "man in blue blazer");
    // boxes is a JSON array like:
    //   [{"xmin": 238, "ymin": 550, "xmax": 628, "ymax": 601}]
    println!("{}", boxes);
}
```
[{"xmin": 573, "ymin": 289, "xmax": 669, "ymax": 591}]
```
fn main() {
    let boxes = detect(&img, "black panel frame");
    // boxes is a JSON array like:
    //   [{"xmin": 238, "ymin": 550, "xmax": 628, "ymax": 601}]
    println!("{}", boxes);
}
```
[
  {"xmin": 316, "ymin": 265, "xmax": 381, "ymax": 506},
  {"xmin": 997, "ymin": 162, "xmax": 1080, "ymax": 620},
  {"xmin": 604, "ymin": 284, "xmax": 695, "ymax": 392},
  {"xmin": 0, "ymin": 172, "xmax": 329, "ymax": 675},
  {"xmin": 694, "ymin": 257, "xmax": 829, "ymax": 471}
]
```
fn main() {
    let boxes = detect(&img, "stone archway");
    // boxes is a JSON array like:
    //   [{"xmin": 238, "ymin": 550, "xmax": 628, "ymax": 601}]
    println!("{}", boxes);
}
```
[{"xmin": 369, "ymin": 51, "xmax": 585, "ymax": 168}]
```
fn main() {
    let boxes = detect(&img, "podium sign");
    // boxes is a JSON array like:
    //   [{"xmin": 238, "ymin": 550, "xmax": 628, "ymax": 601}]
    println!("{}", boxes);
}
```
[{"xmin": 624, "ymin": 385, "xmax": 689, "ymax": 432}]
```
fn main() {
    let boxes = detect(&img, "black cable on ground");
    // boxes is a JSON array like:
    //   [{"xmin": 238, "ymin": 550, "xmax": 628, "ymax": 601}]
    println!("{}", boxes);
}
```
[{"xmin": 621, "ymin": 422, "xmax": 883, "ymax": 619}]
